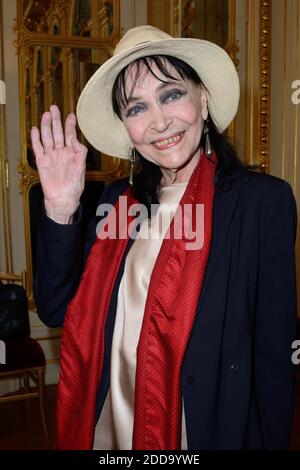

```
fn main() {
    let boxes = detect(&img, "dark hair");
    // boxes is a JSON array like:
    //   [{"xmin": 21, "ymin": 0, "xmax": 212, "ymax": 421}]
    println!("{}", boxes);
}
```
[{"xmin": 112, "ymin": 55, "xmax": 244, "ymax": 211}]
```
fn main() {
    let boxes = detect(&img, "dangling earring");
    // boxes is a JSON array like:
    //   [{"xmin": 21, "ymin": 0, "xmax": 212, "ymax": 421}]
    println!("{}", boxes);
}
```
[
  {"xmin": 129, "ymin": 148, "xmax": 136, "ymax": 186},
  {"xmin": 204, "ymin": 120, "xmax": 213, "ymax": 158}
]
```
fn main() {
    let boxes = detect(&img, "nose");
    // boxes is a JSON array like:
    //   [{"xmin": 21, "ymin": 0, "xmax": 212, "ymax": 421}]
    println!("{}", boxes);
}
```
[{"xmin": 149, "ymin": 107, "xmax": 172, "ymax": 132}]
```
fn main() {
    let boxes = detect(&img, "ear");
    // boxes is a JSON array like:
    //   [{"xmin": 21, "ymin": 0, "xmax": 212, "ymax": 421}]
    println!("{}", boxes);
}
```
[{"xmin": 199, "ymin": 89, "xmax": 208, "ymax": 121}]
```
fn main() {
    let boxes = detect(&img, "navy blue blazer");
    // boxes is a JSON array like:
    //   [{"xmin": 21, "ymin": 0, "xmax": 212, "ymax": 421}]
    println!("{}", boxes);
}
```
[{"xmin": 34, "ymin": 168, "xmax": 298, "ymax": 449}]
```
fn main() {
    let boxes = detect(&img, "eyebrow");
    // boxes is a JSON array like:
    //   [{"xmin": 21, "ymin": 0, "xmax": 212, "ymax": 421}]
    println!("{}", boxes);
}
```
[{"xmin": 126, "ymin": 80, "xmax": 182, "ymax": 105}]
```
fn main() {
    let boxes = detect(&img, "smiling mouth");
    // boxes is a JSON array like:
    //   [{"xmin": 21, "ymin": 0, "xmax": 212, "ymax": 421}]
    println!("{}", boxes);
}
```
[{"xmin": 152, "ymin": 132, "xmax": 184, "ymax": 149}]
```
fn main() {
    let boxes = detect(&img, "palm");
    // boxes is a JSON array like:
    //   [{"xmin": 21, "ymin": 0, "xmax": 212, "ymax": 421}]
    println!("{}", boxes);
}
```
[
  {"xmin": 31, "ymin": 105, "xmax": 87, "ymax": 219},
  {"xmin": 37, "ymin": 146, "xmax": 85, "ymax": 204}
]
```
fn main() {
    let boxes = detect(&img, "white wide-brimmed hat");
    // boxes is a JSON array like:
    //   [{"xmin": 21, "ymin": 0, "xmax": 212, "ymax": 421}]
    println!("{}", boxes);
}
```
[{"xmin": 77, "ymin": 25, "xmax": 240, "ymax": 159}]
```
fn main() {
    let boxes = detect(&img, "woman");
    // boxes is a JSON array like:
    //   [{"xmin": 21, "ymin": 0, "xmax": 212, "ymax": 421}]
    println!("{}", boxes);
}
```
[{"xmin": 31, "ymin": 26, "xmax": 297, "ymax": 450}]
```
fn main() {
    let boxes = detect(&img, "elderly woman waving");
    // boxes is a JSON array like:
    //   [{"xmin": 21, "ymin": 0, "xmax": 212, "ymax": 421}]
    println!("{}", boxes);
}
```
[{"xmin": 31, "ymin": 26, "xmax": 297, "ymax": 450}]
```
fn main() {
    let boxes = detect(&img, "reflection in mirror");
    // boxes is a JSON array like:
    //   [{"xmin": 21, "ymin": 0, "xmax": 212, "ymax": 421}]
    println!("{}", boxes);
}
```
[
  {"xmin": 24, "ymin": 44, "xmax": 114, "ymax": 172},
  {"xmin": 148, "ymin": 0, "xmax": 230, "ymax": 50},
  {"xmin": 17, "ymin": 0, "xmax": 123, "ymax": 307},
  {"xmin": 29, "ymin": 180, "xmax": 105, "ymax": 277},
  {"xmin": 181, "ymin": 0, "xmax": 229, "ymax": 48},
  {"xmin": 51, "ymin": 47, "xmax": 63, "ymax": 112},
  {"xmin": 22, "ymin": 0, "xmax": 117, "ymax": 38}
]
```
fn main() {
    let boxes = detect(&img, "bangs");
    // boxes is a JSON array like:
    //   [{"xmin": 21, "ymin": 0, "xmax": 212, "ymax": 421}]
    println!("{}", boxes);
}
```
[{"xmin": 112, "ymin": 55, "xmax": 203, "ymax": 118}]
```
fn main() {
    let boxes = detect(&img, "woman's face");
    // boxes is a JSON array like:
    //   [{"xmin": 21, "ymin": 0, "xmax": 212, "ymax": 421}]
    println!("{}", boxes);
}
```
[{"xmin": 121, "ymin": 60, "xmax": 208, "ymax": 182}]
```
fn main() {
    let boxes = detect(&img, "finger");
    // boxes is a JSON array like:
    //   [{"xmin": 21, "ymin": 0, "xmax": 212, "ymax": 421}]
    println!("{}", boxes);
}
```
[
  {"xmin": 40, "ymin": 111, "xmax": 54, "ymax": 150},
  {"xmin": 31, "ymin": 127, "xmax": 44, "ymax": 161},
  {"xmin": 71, "ymin": 136, "xmax": 88, "ymax": 161},
  {"xmin": 65, "ymin": 113, "xmax": 77, "ymax": 147},
  {"xmin": 50, "ymin": 105, "xmax": 64, "ymax": 148}
]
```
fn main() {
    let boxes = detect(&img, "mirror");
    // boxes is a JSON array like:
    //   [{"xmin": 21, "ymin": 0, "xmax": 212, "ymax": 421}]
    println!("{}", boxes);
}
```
[
  {"xmin": 148, "ymin": 0, "xmax": 239, "ymax": 75},
  {"xmin": 16, "ymin": 0, "xmax": 126, "ymax": 307},
  {"xmin": 22, "ymin": 0, "xmax": 117, "ymax": 38},
  {"xmin": 24, "ymin": 43, "xmax": 115, "ymax": 172},
  {"xmin": 180, "ymin": 0, "xmax": 229, "ymax": 47},
  {"xmin": 148, "ymin": 0, "xmax": 231, "ymax": 48}
]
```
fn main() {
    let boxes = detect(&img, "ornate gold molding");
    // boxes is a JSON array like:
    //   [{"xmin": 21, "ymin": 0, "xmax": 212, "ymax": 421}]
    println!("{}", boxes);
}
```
[
  {"xmin": 17, "ymin": 163, "xmax": 38, "ymax": 193},
  {"xmin": 226, "ymin": 39, "xmax": 240, "ymax": 70},
  {"xmin": 171, "ymin": 0, "xmax": 182, "ymax": 37},
  {"xmin": 259, "ymin": 0, "xmax": 271, "ymax": 171}
]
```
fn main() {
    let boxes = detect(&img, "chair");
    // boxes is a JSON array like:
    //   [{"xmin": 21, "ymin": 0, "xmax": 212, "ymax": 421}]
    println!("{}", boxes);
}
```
[{"xmin": 0, "ymin": 271, "xmax": 47, "ymax": 437}]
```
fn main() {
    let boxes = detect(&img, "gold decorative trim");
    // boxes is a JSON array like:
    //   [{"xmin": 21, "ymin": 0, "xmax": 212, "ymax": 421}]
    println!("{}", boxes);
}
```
[
  {"xmin": 18, "ymin": 163, "xmax": 38, "ymax": 193},
  {"xmin": 33, "ymin": 335, "xmax": 61, "ymax": 341},
  {"xmin": 171, "ymin": 0, "xmax": 182, "ymax": 37},
  {"xmin": 18, "ymin": 166, "xmax": 39, "ymax": 305},
  {"xmin": 259, "ymin": 0, "xmax": 271, "ymax": 171},
  {"xmin": 226, "ymin": 39, "xmax": 240, "ymax": 71},
  {"xmin": 226, "ymin": 0, "xmax": 238, "ymax": 145},
  {"xmin": 45, "ymin": 358, "xmax": 60, "ymax": 365}
]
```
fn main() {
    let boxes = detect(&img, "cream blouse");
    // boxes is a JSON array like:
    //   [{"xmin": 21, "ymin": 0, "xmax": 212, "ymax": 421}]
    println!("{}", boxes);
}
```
[{"xmin": 93, "ymin": 182, "xmax": 188, "ymax": 450}]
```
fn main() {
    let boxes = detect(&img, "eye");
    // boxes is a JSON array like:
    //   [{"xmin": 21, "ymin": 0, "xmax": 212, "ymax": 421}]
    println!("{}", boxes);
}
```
[
  {"xmin": 162, "ymin": 89, "xmax": 186, "ymax": 103},
  {"xmin": 125, "ymin": 104, "xmax": 145, "ymax": 118}
]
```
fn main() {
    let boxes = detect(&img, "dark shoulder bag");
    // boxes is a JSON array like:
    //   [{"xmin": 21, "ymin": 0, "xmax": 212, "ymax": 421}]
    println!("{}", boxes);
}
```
[{"xmin": 0, "ymin": 280, "xmax": 30, "ymax": 339}]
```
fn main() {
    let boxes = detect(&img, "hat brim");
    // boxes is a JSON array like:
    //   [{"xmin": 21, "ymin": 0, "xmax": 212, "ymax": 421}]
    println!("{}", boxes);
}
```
[{"xmin": 76, "ymin": 37, "xmax": 240, "ymax": 159}]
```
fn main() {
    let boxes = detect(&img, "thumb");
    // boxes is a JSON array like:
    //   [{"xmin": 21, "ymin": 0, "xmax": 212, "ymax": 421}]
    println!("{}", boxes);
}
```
[{"xmin": 71, "ymin": 136, "xmax": 87, "ymax": 155}]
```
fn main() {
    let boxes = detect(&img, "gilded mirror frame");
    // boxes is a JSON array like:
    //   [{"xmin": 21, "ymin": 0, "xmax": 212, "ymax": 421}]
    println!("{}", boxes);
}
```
[{"xmin": 15, "ymin": 0, "xmax": 127, "ymax": 308}]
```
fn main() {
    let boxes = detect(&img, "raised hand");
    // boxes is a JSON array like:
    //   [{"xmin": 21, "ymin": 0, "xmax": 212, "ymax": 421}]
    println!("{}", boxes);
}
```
[{"xmin": 31, "ymin": 105, "xmax": 87, "ymax": 224}]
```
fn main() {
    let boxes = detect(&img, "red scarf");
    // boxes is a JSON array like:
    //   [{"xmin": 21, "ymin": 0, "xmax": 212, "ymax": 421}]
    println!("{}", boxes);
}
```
[{"xmin": 56, "ymin": 152, "xmax": 216, "ymax": 449}]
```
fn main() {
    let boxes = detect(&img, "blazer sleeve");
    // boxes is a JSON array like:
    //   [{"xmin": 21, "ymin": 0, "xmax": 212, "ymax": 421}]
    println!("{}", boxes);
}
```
[
  {"xmin": 33, "ymin": 181, "xmax": 120, "ymax": 327},
  {"xmin": 255, "ymin": 180, "xmax": 297, "ymax": 449}
]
